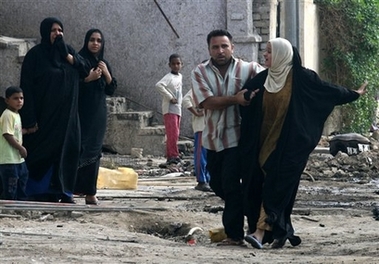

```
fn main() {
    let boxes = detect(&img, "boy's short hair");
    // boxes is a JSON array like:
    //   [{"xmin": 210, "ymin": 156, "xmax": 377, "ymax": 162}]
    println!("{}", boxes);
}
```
[
  {"xmin": 169, "ymin": 53, "xmax": 181, "ymax": 63},
  {"xmin": 5, "ymin": 86, "xmax": 23, "ymax": 98},
  {"xmin": 207, "ymin": 29, "xmax": 233, "ymax": 46}
]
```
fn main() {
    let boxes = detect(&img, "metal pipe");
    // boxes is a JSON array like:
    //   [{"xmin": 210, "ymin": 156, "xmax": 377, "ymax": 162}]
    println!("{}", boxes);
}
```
[
  {"xmin": 284, "ymin": 0, "xmax": 299, "ymax": 48},
  {"xmin": 153, "ymin": 0, "xmax": 180, "ymax": 39}
]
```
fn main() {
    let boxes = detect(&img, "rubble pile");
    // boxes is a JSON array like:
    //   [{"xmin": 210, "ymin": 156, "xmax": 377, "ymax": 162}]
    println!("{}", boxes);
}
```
[{"xmin": 305, "ymin": 136, "xmax": 379, "ymax": 183}]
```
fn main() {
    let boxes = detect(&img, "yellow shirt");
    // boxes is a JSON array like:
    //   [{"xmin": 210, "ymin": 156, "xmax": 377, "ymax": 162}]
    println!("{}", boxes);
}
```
[{"xmin": 0, "ymin": 108, "xmax": 24, "ymax": 164}]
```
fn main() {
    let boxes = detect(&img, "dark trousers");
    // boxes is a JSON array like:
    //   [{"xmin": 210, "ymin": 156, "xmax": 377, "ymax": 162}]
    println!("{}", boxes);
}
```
[
  {"xmin": 207, "ymin": 147, "xmax": 244, "ymax": 240},
  {"xmin": 0, "ymin": 162, "xmax": 28, "ymax": 200},
  {"xmin": 75, "ymin": 160, "xmax": 100, "ymax": 196}
]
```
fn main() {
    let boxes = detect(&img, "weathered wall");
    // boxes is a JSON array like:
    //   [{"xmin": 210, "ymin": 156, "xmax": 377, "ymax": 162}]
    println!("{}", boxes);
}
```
[
  {"xmin": 254, "ymin": 0, "xmax": 319, "ymax": 71},
  {"xmin": 253, "ymin": 0, "xmax": 271, "ymax": 65},
  {"xmin": 1, "ymin": 0, "xmax": 341, "ymax": 147},
  {"xmin": 1, "ymin": 0, "xmax": 327, "ymax": 137},
  {"xmin": 0, "ymin": 36, "xmax": 34, "ymax": 93},
  {"xmin": 1, "ymin": 0, "xmax": 263, "ymax": 137}
]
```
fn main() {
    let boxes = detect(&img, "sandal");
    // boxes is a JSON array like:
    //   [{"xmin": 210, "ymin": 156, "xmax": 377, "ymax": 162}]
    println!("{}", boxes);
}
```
[
  {"xmin": 85, "ymin": 195, "xmax": 99, "ymax": 205},
  {"xmin": 85, "ymin": 199, "xmax": 99, "ymax": 205},
  {"xmin": 217, "ymin": 238, "xmax": 247, "ymax": 247},
  {"xmin": 244, "ymin": 234, "xmax": 263, "ymax": 249}
]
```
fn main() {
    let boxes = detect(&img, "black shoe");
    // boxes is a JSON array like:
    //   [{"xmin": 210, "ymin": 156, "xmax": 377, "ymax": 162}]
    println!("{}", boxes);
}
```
[
  {"xmin": 271, "ymin": 238, "xmax": 286, "ymax": 249},
  {"xmin": 167, "ymin": 158, "xmax": 180, "ymax": 165},
  {"xmin": 262, "ymin": 231, "xmax": 274, "ymax": 245},
  {"xmin": 159, "ymin": 162, "xmax": 168, "ymax": 168},
  {"xmin": 60, "ymin": 196, "xmax": 76, "ymax": 204},
  {"xmin": 288, "ymin": 235, "xmax": 301, "ymax": 246},
  {"xmin": 194, "ymin": 182, "xmax": 213, "ymax": 192},
  {"xmin": 271, "ymin": 235, "xmax": 301, "ymax": 249}
]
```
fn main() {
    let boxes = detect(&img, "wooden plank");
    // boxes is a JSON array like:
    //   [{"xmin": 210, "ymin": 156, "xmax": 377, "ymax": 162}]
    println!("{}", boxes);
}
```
[
  {"xmin": 0, "ymin": 213, "xmax": 22, "ymax": 218},
  {"xmin": 138, "ymin": 176, "xmax": 194, "ymax": 182},
  {"xmin": 0, "ymin": 199, "xmax": 170, "ymax": 212},
  {"xmin": 0, "ymin": 205, "xmax": 168, "ymax": 212},
  {"xmin": 137, "ymin": 182, "xmax": 194, "ymax": 186},
  {"xmin": 99, "ymin": 196, "xmax": 205, "ymax": 200},
  {"xmin": 0, "ymin": 200, "xmax": 85, "ymax": 207}
]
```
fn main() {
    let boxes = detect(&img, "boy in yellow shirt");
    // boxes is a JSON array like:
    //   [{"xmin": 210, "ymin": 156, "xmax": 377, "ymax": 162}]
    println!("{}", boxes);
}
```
[{"xmin": 0, "ymin": 86, "xmax": 28, "ymax": 200}]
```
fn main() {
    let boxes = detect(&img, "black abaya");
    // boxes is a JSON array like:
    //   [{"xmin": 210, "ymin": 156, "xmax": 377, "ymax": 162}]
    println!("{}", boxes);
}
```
[
  {"xmin": 74, "ymin": 29, "xmax": 117, "ymax": 196},
  {"xmin": 19, "ymin": 17, "xmax": 88, "ymax": 201},
  {"xmin": 239, "ymin": 47, "xmax": 360, "ymax": 242}
]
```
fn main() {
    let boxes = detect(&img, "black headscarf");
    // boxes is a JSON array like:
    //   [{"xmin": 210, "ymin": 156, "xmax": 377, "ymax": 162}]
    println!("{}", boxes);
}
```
[
  {"xmin": 79, "ymin": 29, "xmax": 105, "ymax": 68},
  {"xmin": 40, "ymin": 17, "xmax": 63, "ymax": 47},
  {"xmin": 39, "ymin": 17, "xmax": 65, "ymax": 67}
]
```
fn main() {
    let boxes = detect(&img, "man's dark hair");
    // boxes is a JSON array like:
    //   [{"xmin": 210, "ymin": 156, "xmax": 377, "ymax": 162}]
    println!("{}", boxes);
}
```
[
  {"xmin": 169, "ymin": 53, "xmax": 182, "ymax": 63},
  {"xmin": 5, "ymin": 86, "xmax": 23, "ymax": 98},
  {"xmin": 207, "ymin": 29, "xmax": 233, "ymax": 46}
]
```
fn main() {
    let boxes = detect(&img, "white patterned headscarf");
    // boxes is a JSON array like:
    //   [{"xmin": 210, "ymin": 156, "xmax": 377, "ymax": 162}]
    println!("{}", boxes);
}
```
[{"xmin": 264, "ymin": 38, "xmax": 293, "ymax": 93}]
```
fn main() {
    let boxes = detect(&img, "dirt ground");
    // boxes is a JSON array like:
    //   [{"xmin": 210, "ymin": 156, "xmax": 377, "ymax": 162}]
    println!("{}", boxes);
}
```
[{"xmin": 1, "ymin": 154, "xmax": 379, "ymax": 264}]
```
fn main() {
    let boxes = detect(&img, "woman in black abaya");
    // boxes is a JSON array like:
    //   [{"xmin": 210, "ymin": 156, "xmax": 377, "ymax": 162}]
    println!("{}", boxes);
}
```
[
  {"xmin": 240, "ymin": 38, "xmax": 367, "ymax": 249},
  {"xmin": 20, "ymin": 17, "xmax": 88, "ymax": 203},
  {"xmin": 74, "ymin": 29, "xmax": 117, "ymax": 205}
]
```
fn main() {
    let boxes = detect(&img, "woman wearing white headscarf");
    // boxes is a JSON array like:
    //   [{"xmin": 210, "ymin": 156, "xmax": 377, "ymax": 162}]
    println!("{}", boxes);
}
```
[{"xmin": 239, "ymin": 38, "xmax": 367, "ymax": 249}]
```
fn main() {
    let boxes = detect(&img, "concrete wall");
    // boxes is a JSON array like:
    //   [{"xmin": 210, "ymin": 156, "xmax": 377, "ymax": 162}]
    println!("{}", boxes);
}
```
[
  {"xmin": 0, "ymin": 0, "xmax": 264, "ymax": 138},
  {"xmin": 254, "ymin": 0, "xmax": 319, "ymax": 72},
  {"xmin": 1, "ymin": 0, "xmax": 329, "ymax": 137},
  {"xmin": 0, "ymin": 0, "xmax": 224, "ymax": 137}
]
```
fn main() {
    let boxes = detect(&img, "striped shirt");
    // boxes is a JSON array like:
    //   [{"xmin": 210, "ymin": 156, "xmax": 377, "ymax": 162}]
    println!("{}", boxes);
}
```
[{"xmin": 191, "ymin": 57, "xmax": 264, "ymax": 152}]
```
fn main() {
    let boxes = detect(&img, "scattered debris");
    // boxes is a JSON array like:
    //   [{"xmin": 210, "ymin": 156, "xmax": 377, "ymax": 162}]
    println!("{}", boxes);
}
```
[
  {"xmin": 329, "ymin": 133, "xmax": 371, "ymax": 156},
  {"xmin": 185, "ymin": 226, "xmax": 203, "ymax": 245},
  {"xmin": 372, "ymin": 207, "xmax": 379, "ymax": 220},
  {"xmin": 300, "ymin": 216, "xmax": 319, "ymax": 222}
]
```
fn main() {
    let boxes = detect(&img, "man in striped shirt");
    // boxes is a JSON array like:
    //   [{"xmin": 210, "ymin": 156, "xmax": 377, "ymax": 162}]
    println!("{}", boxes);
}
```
[{"xmin": 191, "ymin": 29, "xmax": 264, "ymax": 246}]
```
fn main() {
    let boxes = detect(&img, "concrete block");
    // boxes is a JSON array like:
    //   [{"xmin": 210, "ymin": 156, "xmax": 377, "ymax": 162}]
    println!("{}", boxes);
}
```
[{"xmin": 104, "ymin": 110, "xmax": 166, "ymax": 156}]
